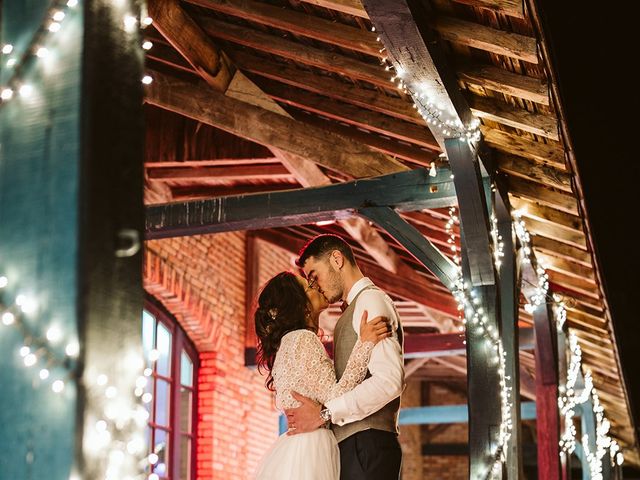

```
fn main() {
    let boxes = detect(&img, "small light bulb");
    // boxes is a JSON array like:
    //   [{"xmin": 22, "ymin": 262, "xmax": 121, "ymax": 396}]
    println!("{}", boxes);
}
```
[
  {"xmin": 6, "ymin": 58, "xmax": 17, "ymax": 67},
  {"xmin": 52, "ymin": 11, "xmax": 65, "ymax": 22},
  {"xmin": 142, "ymin": 16, "xmax": 153, "ymax": 26},
  {"xmin": 2, "ymin": 44, "xmax": 13, "ymax": 54},
  {"xmin": 148, "ymin": 453, "xmax": 159, "ymax": 465},
  {"xmin": 67, "ymin": 0, "xmax": 78, "ymax": 6},
  {"xmin": 105, "ymin": 386, "xmax": 117, "ymax": 398},
  {"xmin": 52, "ymin": 380, "xmax": 65, "ymax": 393},
  {"xmin": 96, "ymin": 374, "xmax": 108, "ymax": 386},
  {"xmin": 49, "ymin": 22, "xmax": 62, "ymax": 33},
  {"xmin": 142, "ymin": 392, "xmax": 153, "ymax": 403},
  {"xmin": 65, "ymin": 341, "xmax": 79, "ymax": 357},
  {"xmin": 36, "ymin": 47, "xmax": 49, "ymax": 58},
  {"xmin": 142, "ymin": 41, "xmax": 153, "ymax": 50},
  {"xmin": 0, "ymin": 89, "xmax": 11, "ymax": 100},
  {"xmin": 142, "ymin": 75, "xmax": 153, "ymax": 85},
  {"xmin": 39, "ymin": 368, "xmax": 50, "ymax": 380},
  {"xmin": 46, "ymin": 326, "xmax": 62, "ymax": 342},
  {"xmin": 24, "ymin": 353, "xmax": 37, "ymax": 367},
  {"xmin": 149, "ymin": 349, "xmax": 160, "ymax": 362},
  {"xmin": 2, "ymin": 312, "xmax": 15, "ymax": 325},
  {"xmin": 124, "ymin": 15, "xmax": 137, "ymax": 31},
  {"xmin": 20, "ymin": 346, "xmax": 30, "ymax": 357},
  {"xmin": 19, "ymin": 85, "xmax": 33, "ymax": 98}
]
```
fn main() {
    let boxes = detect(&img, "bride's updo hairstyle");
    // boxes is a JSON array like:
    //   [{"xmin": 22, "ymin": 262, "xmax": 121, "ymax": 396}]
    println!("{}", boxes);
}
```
[{"xmin": 254, "ymin": 271, "xmax": 313, "ymax": 391}]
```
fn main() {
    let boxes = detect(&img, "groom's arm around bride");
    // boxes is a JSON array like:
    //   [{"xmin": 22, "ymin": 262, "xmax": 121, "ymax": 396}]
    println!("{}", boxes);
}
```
[{"xmin": 286, "ymin": 234, "xmax": 405, "ymax": 480}]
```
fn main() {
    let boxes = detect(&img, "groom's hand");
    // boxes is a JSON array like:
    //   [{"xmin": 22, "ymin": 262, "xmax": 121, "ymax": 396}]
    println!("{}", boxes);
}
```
[{"xmin": 284, "ymin": 391, "xmax": 325, "ymax": 435}]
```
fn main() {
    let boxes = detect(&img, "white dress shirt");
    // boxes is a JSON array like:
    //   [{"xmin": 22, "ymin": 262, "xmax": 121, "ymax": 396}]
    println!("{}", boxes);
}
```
[{"xmin": 324, "ymin": 277, "xmax": 405, "ymax": 426}]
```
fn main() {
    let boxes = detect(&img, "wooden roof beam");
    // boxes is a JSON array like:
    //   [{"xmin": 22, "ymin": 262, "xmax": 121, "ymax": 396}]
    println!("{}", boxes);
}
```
[
  {"xmin": 432, "ymin": 16, "xmax": 538, "ymax": 64},
  {"xmin": 198, "ymin": 16, "xmax": 393, "ymax": 89},
  {"xmin": 254, "ymin": 77, "xmax": 440, "ymax": 151},
  {"xmin": 145, "ymin": 70, "xmax": 407, "ymax": 178},
  {"xmin": 296, "ymin": 0, "xmax": 525, "ymax": 19},
  {"xmin": 146, "ymin": 162, "xmax": 296, "ymax": 181},
  {"xmin": 184, "ymin": 0, "xmax": 381, "ymax": 57},
  {"xmin": 468, "ymin": 94, "xmax": 559, "ymax": 140},
  {"xmin": 457, "ymin": 63, "xmax": 549, "ymax": 105},
  {"xmin": 148, "ymin": 0, "xmax": 235, "ymax": 91},
  {"xmin": 481, "ymin": 126, "xmax": 566, "ymax": 169}
]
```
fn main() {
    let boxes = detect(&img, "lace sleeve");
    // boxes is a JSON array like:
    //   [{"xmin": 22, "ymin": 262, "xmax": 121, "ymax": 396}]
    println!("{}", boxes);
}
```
[
  {"xmin": 272, "ymin": 330, "xmax": 375, "ymax": 409},
  {"xmin": 324, "ymin": 339, "xmax": 374, "ymax": 402}
]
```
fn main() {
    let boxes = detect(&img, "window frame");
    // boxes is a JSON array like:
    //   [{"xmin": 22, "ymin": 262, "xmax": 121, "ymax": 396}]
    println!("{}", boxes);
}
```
[{"xmin": 144, "ymin": 298, "xmax": 199, "ymax": 480}]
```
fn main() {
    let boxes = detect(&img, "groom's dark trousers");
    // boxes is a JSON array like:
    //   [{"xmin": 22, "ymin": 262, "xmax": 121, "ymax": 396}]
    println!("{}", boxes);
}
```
[{"xmin": 339, "ymin": 429, "xmax": 402, "ymax": 480}]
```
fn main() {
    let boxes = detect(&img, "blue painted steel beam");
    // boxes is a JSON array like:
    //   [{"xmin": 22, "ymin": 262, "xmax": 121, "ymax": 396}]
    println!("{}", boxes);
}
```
[
  {"xmin": 279, "ymin": 402, "xmax": 538, "ymax": 434},
  {"xmin": 145, "ymin": 167, "xmax": 456, "ymax": 239},
  {"xmin": 398, "ymin": 402, "xmax": 537, "ymax": 425}
]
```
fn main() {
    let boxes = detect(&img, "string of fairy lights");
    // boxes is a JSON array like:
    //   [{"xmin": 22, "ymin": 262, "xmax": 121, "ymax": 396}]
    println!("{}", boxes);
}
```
[
  {"xmin": 447, "ymin": 207, "xmax": 513, "ymax": 479},
  {"xmin": 1, "ymin": 0, "xmax": 160, "ymax": 478},
  {"xmin": 0, "ymin": 0, "xmax": 153, "ymax": 107},
  {"xmin": 513, "ymin": 213, "xmax": 624, "ymax": 471},
  {"xmin": 370, "ymin": 27, "xmax": 481, "ymax": 144}
]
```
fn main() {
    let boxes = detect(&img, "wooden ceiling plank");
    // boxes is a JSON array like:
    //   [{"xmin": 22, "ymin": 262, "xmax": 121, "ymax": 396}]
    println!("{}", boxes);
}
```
[
  {"xmin": 432, "ymin": 16, "xmax": 538, "ymax": 63},
  {"xmin": 287, "ymin": 107, "xmax": 438, "ymax": 167},
  {"xmin": 225, "ymin": 48, "xmax": 426, "ymax": 123},
  {"xmin": 535, "ymin": 252, "xmax": 594, "ymax": 281},
  {"xmin": 146, "ymin": 163, "xmax": 294, "ymax": 181},
  {"xmin": 481, "ymin": 126, "xmax": 565, "ymax": 168},
  {"xmin": 450, "ymin": 0, "xmax": 524, "ymax": 19},
  {"xmin": 497, "ymin": 153, "xmax": 572, "ymax": 193},
  {"xmin": 468, "ymin": 94, "xmax": 558, "ymax": 140},
  {"xmin": 185, "ymin": 0, "xmax": 381, "ymax": 57},
  {"xmin": 532, "ymin": 236, "xmax": 592, "ymax": 267},
  {"xmin": 522, "ymin": 217, "xmax": 586, "ymax": 249},
  {"xmin": 509, "ymin": 196, "xmax": 583, "ymax": 233},
  {"xmin": 297, "ymin": 0, "xmax": 525, "ymax": 18},
  {"xmin": 254, "ymin": 76, "xmax": 439, "ymax": 150},
  {"xmin": 458, "ymin": 63, "xmax": 548, "ymax": 105},
  {"xmin": 145, "ymin": 70, "xmax": 408, "ymax": 178},
  {"xmin": 507, "ymin": 177, "xmax": 579, "ymax": 215},
  {"xmin": 197, "ymin": 16, "xmax": 392, "ymax": 89}
]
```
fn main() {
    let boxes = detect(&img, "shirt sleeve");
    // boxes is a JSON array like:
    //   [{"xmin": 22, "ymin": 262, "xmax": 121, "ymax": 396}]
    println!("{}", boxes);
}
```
[{"xmin": 324, "ymin": 289, "xmax": 405, "ymax": 425}]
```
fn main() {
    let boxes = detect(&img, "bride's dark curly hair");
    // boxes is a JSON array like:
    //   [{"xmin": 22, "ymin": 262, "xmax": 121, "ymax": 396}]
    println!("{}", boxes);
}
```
[{"xmin": 254, "ymin": 271, "xmax": 313, "ymax": 391}]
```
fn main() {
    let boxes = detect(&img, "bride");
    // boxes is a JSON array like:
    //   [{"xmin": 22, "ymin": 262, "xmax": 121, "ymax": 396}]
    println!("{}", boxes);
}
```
[{"xmin": 253, "ymin": 271, "xmax": 390, "ymax": 480}]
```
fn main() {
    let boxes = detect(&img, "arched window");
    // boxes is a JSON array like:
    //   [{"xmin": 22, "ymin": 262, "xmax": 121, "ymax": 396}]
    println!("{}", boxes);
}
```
[{"xmin": 143, "ymin": 301, "xmax": 198, "ymax": 480}]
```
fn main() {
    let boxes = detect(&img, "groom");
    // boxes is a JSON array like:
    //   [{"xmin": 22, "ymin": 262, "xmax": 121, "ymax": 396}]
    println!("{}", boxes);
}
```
[{"xmin": 286, "ymin": 234, "xmax": 405, "ymax": 480}]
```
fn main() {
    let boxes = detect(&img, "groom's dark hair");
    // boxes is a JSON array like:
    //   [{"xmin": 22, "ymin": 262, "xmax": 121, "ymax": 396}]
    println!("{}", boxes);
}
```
[{"xmin": 296, "ymin": 234, "xmax": 356, "ymax": 268}]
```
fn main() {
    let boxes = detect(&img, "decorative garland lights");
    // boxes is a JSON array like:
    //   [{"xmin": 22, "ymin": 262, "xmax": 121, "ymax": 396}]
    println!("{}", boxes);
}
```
[
  {"xmin": 446, "ymin": 208, "xmax": 513, "ymax": 479},
  {"xmin": 513, "ymin": 215, "xmax": 624, "ymax": 473},
  {"xmin": 0, "ymin": 273, "xmax": 75, "ymax": 393},
  {"xmin": 557, "ymin": 309, "xmax": 624, "ymax": 475},
  {"xmin": 1, "ymin": 0, "xmax": 157, "ymax": 477},
  {"xmin": 370, "ymin": 27, "xmax": 481, "ymax": 144},
  {"xmin": 0, "ymin": 0, "xmax": 153, "ymax": 108}
]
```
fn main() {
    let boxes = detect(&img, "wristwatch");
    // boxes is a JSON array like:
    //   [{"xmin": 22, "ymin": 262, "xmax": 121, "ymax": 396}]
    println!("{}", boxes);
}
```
[{"xmin": 319, "ymin": 405, "xmax": 332, "ymax": 424}]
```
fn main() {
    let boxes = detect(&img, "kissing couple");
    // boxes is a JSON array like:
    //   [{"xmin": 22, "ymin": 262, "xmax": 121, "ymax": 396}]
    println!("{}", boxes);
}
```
[{"xmin": 253, "ymin": 234, "xmax": 405, "ymax": 480}]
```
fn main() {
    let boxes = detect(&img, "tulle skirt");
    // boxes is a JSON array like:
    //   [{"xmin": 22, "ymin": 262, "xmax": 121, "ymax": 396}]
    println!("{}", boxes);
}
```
[{"xmin": 254, "ymin": 428, "xmax": 340, "ymax": 480}]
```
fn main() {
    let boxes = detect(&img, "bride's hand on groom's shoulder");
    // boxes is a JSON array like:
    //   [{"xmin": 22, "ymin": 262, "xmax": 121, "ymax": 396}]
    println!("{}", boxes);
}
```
[
  {"xmin": 284, "ymin": 391, "xmax": 325, "ymax": 435},
  {"xmin": 359, "ymin": 310, "xmax": 392, "ymax": 344}
]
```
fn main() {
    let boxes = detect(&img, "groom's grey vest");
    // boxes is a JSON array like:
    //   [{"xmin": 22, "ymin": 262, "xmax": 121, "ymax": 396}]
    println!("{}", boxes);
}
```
[{"xmin": 332, "ymin": 286, "xmax": 403, "ymax": 443}]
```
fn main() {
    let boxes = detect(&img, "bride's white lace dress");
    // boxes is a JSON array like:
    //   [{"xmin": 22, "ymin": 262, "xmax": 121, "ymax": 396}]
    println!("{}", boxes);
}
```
[{"xmin": 254, "ymin": 329, "xmax": 374, "ymax": 480}]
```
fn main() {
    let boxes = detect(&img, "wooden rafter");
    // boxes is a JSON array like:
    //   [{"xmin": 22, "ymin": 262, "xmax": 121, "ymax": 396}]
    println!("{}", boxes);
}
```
[
  {"xmin": 185, "ymin": 0, "xmax": 381, "ymax": 57},
  {"xmin": 145, "ymin": 71, "xmax": 407, "ymax": 178}
]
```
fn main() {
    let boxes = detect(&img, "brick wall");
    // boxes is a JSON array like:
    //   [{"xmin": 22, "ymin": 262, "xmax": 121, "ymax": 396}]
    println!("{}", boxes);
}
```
[
  {"xmin": 144, "ymin": 233, "xmax": 295, "ymax": 479},
  {"xmin": 422, "ymin": 383, "xmax": 469, "ymax": 480}
]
